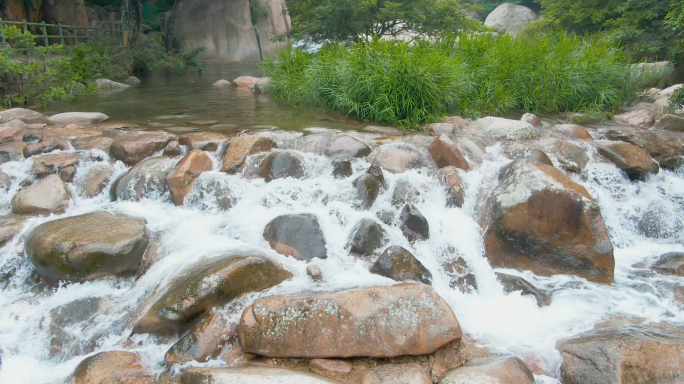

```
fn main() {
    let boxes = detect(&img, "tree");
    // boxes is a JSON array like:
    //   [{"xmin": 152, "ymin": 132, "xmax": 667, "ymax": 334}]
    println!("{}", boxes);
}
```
[{"xmin": 285, "ymin": 0, "xmax": 481, "ymax": 43}]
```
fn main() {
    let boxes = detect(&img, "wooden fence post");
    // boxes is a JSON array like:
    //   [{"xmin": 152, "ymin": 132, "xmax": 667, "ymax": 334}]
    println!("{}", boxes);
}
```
[
  {"xmin": 41, "ymin": 21, "xmax": 48, "ymax": 50},
  {"xmin": 59, "ymin": 24, "xmax": 65, "ymax": 45}
]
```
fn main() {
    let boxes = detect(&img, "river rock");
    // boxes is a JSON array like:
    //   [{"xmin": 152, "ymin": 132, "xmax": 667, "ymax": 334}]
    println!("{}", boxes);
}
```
[
  {"xmin": 0, "ymin": 108, "xmax": 44, "ymax": 123},
  {"xmin": 263, "ymin": 214, "xmax": 327, "ymax": 261},
  {"xmin": 332, "ymin": 159, "xmax": 353, "ymax": 178},
  {"xmin": 26, "ymin": 212, "xmax": 149, "ymax": 284},
  {"xmin": 354, "ymin": 174, "xmax": 381, "ymax": 209},
  {"xmin": 110, "ymin": 131, "xmax": 178, "ymax": 165},
  {"xmin": 165, "ymin": 313, "xmax": 234, "ymax": 365},
  {"xmin": 23, "ymin": 136, "xmax": 69, "ymax": 158},
  {"xmin": 437, "ymin": 166, "xmax": 465, "ymax": 208},
  {"xmin": 307, "ymin": 264, "xmax": 323, "ymax": 282},
  {"xmin": 221, "ymin": 135, "xmax": 277, "ymax": 174},
  {"xmin": 134, "ymin": 254, "xmax": 292, "ymax": 334},
  {"xmin": 371, "ymin": 246, "xmax": 432, "ymax": 285},
  {"xmin": 550, "ymin": 124, "xmax": 593, "ymax": 141},
  {"xmin": 368, "ymin": 144, "xmax": 427, "ymax": 173},
  {"xmin": 444, "ymin": 257, "xmax": 478, "ymax": 293},
  {"xmin": 73, "ymin": 136, "xmax": 114, "ymax": 152},
  {"xmin": 399, "ymin": 204, "xmax": 429, "ymax": 242},
  {"xmin": 503, "ymin": 144, "xmax": 553, "ymax": 166},
  {"xmin": 0, "ymin": 171, "xmax": 10, "ymax": 190},
  {"xmin": 0, "ymin": 141, "xmax": 26, "ymax": 162},
  {"xmin": 521, "ymin": 113, "xmax": 542, "ymax": 128},
  {"xmin": 124, "ymin": 76, "xmax": 141, "ymax": 85},
  {"xmin": 184, "ymin": 175, "xmax": 234, "ymax": 211},
  {"xmin": 212, "ymin": 79, "xmax": 231, "ymax": 87},
  {"xmin": 474, "ymin": 116, "xmax": 540, "ymax": 141},
  {"xmin": 233, "ymin": 76, "xmax": 267, "ymax": 87},
  {"xmin": 604, "ymin": 129, "xmax": 684, "ymax": 168},
  {"xmin": 110, "ymin": 156, "xmax": 174, "ymax": 201},
  {"xmin": 12, "ymin": 175, "xmax": 70, "ymax": 215},
  {"xmin": 163, "ymin": 141, "xmax": 182, "ymax": 157},
  {"xmin": 391, "ymin": 180, "xmax": 420, "ymax": 207},
  {"xmin": 179, "ymin": 132, "xmax": 230, "ymax": 151},
  {"xmin": 484, "ymin": 3, "xmax": 537, "ymax": 31},
  {"xmin": 651, "ymin": 252, "xmax": 684, "ymax": 276},
  {"xmin": 429, "ymin": 134, "xmax": 470, "ymax": 171},
  {"xmin": 441, "ymin": 356, "xmax": 535, "ymax": 384},
  {"xmin": 654, "ymin": 114, "xmax": 684, "ymax": 132},
  {"xmin": 0, "ymin": 215, "xmax": 29, "ymax": 247},
  {"xmin": 496, "ymin": 272, "xmax": 550, "ymax": 307},
  {"xmin": 167, "ymin": 150, "xmax": 214, "ymax": 206},
  {"xmin": 557, "ymin": 323, "xmax": 684, "ymax": 384},
  {"xmin": 260, "ymin": 150, "xmax": 305, "ymax": 182},
  {"xmin": 180, "ymin": 366, "xmax": 340, "ymax": 384},
  {"xmin": 48, "ymin": 112, "xmax": 108, "ymax": 126},
  {"xmin": 349, "ymin": 219, "xmax": 388, "ymax": 257},
  {"xmin": 367, "ymin": 163, "xmax": 387, "ymax": 189},
  {"xmin": 614, "ymin": 110, "xmax": 655, "ymax": 129},
  {"xmin": 363, "ymin": 363, "xmax": 431, "ymax": 384},
  {"xmin": 238, "ymin": 283, "xmax": 461, "ymax": 358},
  {"xmin": 598, "ymin": 142, "xmax": 660, "ymax": 180},
  {"xmin": 327, "ymin": 136, "xmax": 371, "ymax": 158},
  {"xmin": 30, "ymin": 153, "xmax": 80, "ymax": 182},
  {"xmin": 67, "ymin": 351, "xmax": 155, "ymax": 384},
  {"xmin": 83, "ymin": 164, "xmax": 114, "ymax": 197},
  {"xmin": 49, "ymin": 297, "xmax": 102, "ymax": 360},
  {"xmin": 430, "ymin": 123, "xmax": 457, "ymax": 135},
  {"xmin": 481, "ymin": 159, "xmax": 614, "ymax": 284},
  {"xmin": 95, "ymin": 78, "xmax": 131, "ymax": 89}
]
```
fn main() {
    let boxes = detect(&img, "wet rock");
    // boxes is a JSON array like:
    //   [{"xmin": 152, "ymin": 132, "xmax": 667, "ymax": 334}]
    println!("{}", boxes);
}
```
[
  {"xmin": 238, "ymin": 283, "xmax": 461, "ymax": 358},
  {"xmin": 363, "ymin": 363, "xmax": 430, "ymax": 384},
  {"xmin": 615, "ymin": 110, "xmax": 655, "ymax": 129},
  {"xmin": 0, "ymin": 171, "xmax": 12, "ymax": 190},
  {"xmin": 163, "ymin": 140, "xmax": 182, "ymax": 157},
  {"xmin": 327, "ymin": 136, "xmax": 371, "ymax": 158},
  {"xmin": 307, "ymin": 264, "xmax": 323, "ymax": 282},
  {"xmin": 0, "ymin": 215, "xmax": 29, "ymax": 247},
  {"xmin": 437, "ymin": 166, "xmax": 465, "ymax": 208},
  {"xmin": 391, "ymin": 180, "xmax": 420, "ymax": 207},
  {"xmin": 68, "ymin": 351, "xmax": 155, "ymax": 384},
  {"xmin": 233, "ymin": 76, "xmax": 268, "ymax": 87},
  {"xmin": 332, "ymin": 159, "xmax": 353, "ymax": 178},
  {"xmin": 110, "ymin": 131, "xmax": 178, "ymax": 165},
  {"xmin": 364, "ymin": 125, "xmax": 402, "ymax": 135},
  {"xmin": 212, "ymin": 79, "xmax": 231, "ymax": 87},
  {"xmin": 73, "ymin": 136, "xmax": 114, "ymax": 152},
  {"xmin": 124, "ymin": 76, "xmax": 141, "ymax": 86},
  {"xmin": 367, "ymin": 144, "xmax": 427, "ymax": 173},
  {"xmin": 367, "ymin": 163, "xmax": 387, "ymax": 189},
  {"xmin": 598, "ymin": 142, "xmax": 660, "ymax": 180},
  {"xmin": 95, "ymin": 78, "xmax": 131, "ymax": 89},
  {"xmin": 521, "ymin": 113, "xmax": 542, "ymax": 128},
  {"xmin": 654, "ymin": 114, "xmax": 684, "ymax": 132},
  {"xmin": 83, "ymin": 164, "xmax": 114, "ymax": 197},
  {"xmin": 180, "ymin": 366, "xmax": 340, "ymax": 384},
  {"xmin": 349, "ymin": 219, "xmax": 388, "ymax": 257},
  {"xmin": 179, "ymin": 132, "xmax": 230, "ymax": 151},
  {"xmin": 550, "ymin": 124, "xmax": 593, "ymax": 141},
  {"xmin": 165, "ymin": 313, "xmax": 234, "ymax": 365},
  {"xmin": 260, "ymin": 150, "xmax": 305, "ymax": 182},
  {"xmin": 30, "ymin": 153, "xmax": 80, "ymax": 182},
  {"xmin": 474, "ymin": 116, "xmax": 540, "ymax": 141},
  {"xmin": 456, "ymin": 137, "xmax": 487, "ymax": 165},
  {"xmin": 557, "ymin": 323, "xmax": 684, "ymax": 384},
  {"xmin": 444, "ymin": 257, "xmax": 477, "ymax": 293},
  {"xmin": 484, "ymin": 3, "xmax": 537, "ymax": 31},
  {"xmin": 23, "ymin": 136, "xmax": 69, "ymax": 158},
  {"xmin": 430, "ymin": 122, "xmax": 457, "ymax": 135},
  {"xmin": 26, "ymin": 212, "xmax": 149, "ymax": 284},
  {"xmin": 133, "ymin": 254, "xmax": 291, "ymax": 334},
  {"xmin": 651, "ymin": 252, "xmax": 684, "ymax": 276},
  {"xmin": 496, "ymin": 272, "xmax": 551, "ymax": 307},
  {"xmin": 311, "ymin": 358, "xmax": 353, "ymax": 374},
  {"xmin": 503, "ymin": 144, "xmax": 553, "ymax": 167},
  {"xmin": 604, "ymin": 129, "xmax": 684, "ymax": 168},
  {"xmin": 23, "ymin": 132, "xmax": 41, "ymax": 143},
  {"xmin": 0, "ymin": 108, "xmax": 44, "ymax": 123},
  {"xmin": 371, "ymin": 246, "xmax": 432, "ymax": 285},
  {"xmin": 0, "ymin": 141, "xmax": 26, "ymax": 162},
  {"xmin": 429, "ymin": 134, "xmax": 470, "ymax": 171},
  {"xmin": 12, "ymin": 175, "xmax": 70, "ymax": 215},
  {"xmin": 442, "ymin": 356, "xmax": 535, "ymax": 384},
  {"xmin": 354, "ymin": 174, "xmax": 381, "ymax": 209},
  {"xmin": 48, "ymin": 112, "xmax": 108, "ymax": 126},
  {"xmin": 399, "ymin": 204, "xmax": 429, "ymax": 243},
  {"xmin": 167, "ymin": 150, "xmax": 214, "ymax": 206},
  {"xmin": 49, "ymin": 297, "xmax": 102, "ymax": 360},
  {"xmin": 263, "ymin": 214, "xmax": 327, "ymax": 261},
  {"xmin": 481, "ymin": 160, "xmax": 615, "ymax": 284},
  {"xmin": 184, "ymin": 175, "xmax": 233, "ymax": 211},
  {"xmin": 221, "ymin": 135, "xmax": 277, "ymax": 174},
  {"xmin": 110, "ymin": 156, "xmax": 174, "ymax": 201}
]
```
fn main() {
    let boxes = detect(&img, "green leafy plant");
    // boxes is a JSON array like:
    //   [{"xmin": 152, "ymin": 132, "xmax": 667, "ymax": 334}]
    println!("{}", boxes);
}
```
[{"xmin": 670, "ymin": 87, "xmax": 684, "ymax": 111}]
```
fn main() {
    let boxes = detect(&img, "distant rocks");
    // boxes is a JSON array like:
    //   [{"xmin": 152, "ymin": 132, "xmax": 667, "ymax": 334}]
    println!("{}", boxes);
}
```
[
  {"xmin": 233, "ymin": 76, "xmax": 269, "ymax": 88},
  {"xmin": 48, "ymin": 112, "xmax": 108, "ymax": 126},
  {"xmin": 179, "ymin": 132, "xmax": 230, "ymax": 151},
  {"xmin": 263, "ymin": 214, "xmax": 327, "ymax": 261},
  {"xmin": 0, "ymin": 108, "xmax": 44, "ymax": 123},
  {"xmin": 212, "ymin": 79, "xmax": 232, "ymax": 87},
  {"xmin": 95, "ymin": 78, "xmax": 131, "ymax": 90},
  {"xmin": 327, "ymin": 136, "xmax": 371, "ymax": 158},
  {"xmin": 474, "ymin": 116, "xmax": 540, "ymax": 141}
]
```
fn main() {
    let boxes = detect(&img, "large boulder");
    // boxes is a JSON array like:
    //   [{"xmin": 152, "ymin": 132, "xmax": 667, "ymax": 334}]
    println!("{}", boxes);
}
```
[
  {"xmin": 597, "ymin": 142, "xmax": 659, "ymax": 180},
  {"xmin": 654, "ymin": 114, "xmax": 684, "ymax": 132},
  {"xmin": 348, "ymin": 219, "xmax": 388, "ymax": 257},
  {"xmin": 180, "ymin": 366, "xmax": 340, "ymax": 384},
  {"xmin": 474, "ymin": 116, "xmax": 540, "ymax": 141},
  {"xmin": 362, "ymin": 364, "xmax": 431, "ymax": 384},
  {"xmin": 557, "ymin": 323, "xmax": 684, "ymax": 384},
  {"xmin": 371, "ymin": 246, "xmax": 432, "ymax": 285},
  {"xmin": 327, "ymin": 136, "xmax": 371, "ymax": 158},
  {"xmin": 110, "ymin": 131, "xmax": 178, "ymax": 166},
  {"xmin": 24, "ymin": 136, "xmax": 69, "ymax": 158},
  {"xmin": 0, "ymin": 108, "xmax": 44, "ymax": 123},
  {"xmin": 221, "ymin": 135, "xmax": 277, "ymax": 174},
  {"xmin": 263, "ymin": 214, "xmax": 327, "ymax": 261},
  {"xmin": 178, "ymin": 132, "xmax": 230, "ymax": 151},
  {"xmin": 260, "ymin": 150, "xmax": 305, "ymax": 182},
  {"xmin": 165, "ymin": 313, "xmax": 234, "ymax": 365},
  {"xmin": 367, "ymin": 144, "xmax": 428, "ymax": 173},
  {"xmin": 133, "ymin": 254, "xmax": 292, "ymax": 334},
  {"xmin": 110, "ymin": 157, "xmax": 175, "ymax": 201},
  {"xmin": 429, "ymin": 134, "xmax": 470, "ymax": 171},
  {"xmin": 238, "ymin": 283, "xmax": 461, "ymax": 358},
  {"xmin": 485, "ymin": 4, "xmax": 537, "ymax": 32},
  {"xmin": 399, "ymin": 204, "xmax": 430, "ymax": 242},
  {"xmin": 25, "ymin": 212, "xmax": 149, "ymax": 284},
  {"xmin": 535, "ymin": 139, "xmax": 589, "ymax": 172},
  {"xmin": 166, "ymin": 150, "xmax": 214, "ymax": 206},
  {"xmin": 67, "ymin": 351, "xmax": 155, "ymax": 384},
  {"xmin": 30, "ymin": 153, "xmax": 80, "ymax": 182},
  {"xmin": 48, "ymin": 112, "xmax": 108, "ymax": 126},
  {"xmin": 605, "ymin": 129, "xmax": 684, "ymax": 168},
  {"xmin": 481, "ymin": 160, "xmax": 615, "ymax": 284},
  {"xmin": 614, "ymin": 110, "xmax": 655, "ymax": 129},
  {"xmin": 11, "ymin": 175, "xmax": 70, "ymax": 215},
  {"xmin": 441, "ymin": 356, "xmax": 535, "ymax": 384}
]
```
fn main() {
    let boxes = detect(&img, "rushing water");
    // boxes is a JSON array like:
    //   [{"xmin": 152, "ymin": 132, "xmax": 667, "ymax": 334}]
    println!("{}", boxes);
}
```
[{"xmin": 1, "ymin": 66, "xmax": 684, "ymax": 384}]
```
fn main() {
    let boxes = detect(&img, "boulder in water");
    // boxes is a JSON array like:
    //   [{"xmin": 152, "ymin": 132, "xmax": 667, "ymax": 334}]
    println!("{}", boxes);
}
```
[
  {"xmin": 367, "ymin": 144, "xmax": 427, "ymax": 173},
  {"xmin": 49, "ymin": 297, "xmax": 103, "ymax": 360},
  {"xmin": 165, "ymin": 313, "xmax": 234, "ymax": 365},
  {"xmin": 391, "ymin": 180, "xmax": 420, "ymax": 207},
  {"xmin": 437, "ymin": 166, "xmax": 465, "ymax": 208},
  {"xmin": 597, "ymin": 142, "xmax": 659, "ymax": 180},
  {"xmin": 521, "ymin": 113, "xmax": 542, "ymax": 128},
  {"xmin": 166, "ymin": 149, "xmax": 214, "ymax": 206},
  {"xmin": 496, "ymin": 272, "xmax": 551, "ymax": 307},
  {"xmin": 332, "ymin": 159, "xmax": 353, "ymax": 178},
  {"xmin": 48, "ymin": 112, "xmax": 108, "ymax": 126},
  {"xmin": 441, "ymin": 356, "xmax": 535, "ymax": 384},
  {"xmin": 12, "ymin": 175, "xmax": 70, "ymax": 215},
  {"xmin": 110, "ymin": 131, "xmax": 178, "ymax": 165},
  {"xmin": 484, "ymin": 3, "xmax": 537, "ymax": 31},
  {"xmin": 179, "ymin": 132, "xmax": 230, "ymax": 151},
  {"xmin": 181, "ymin": 366, "xmax": 340, "ymax": 384},
  {"xmin": 651, "ymin": 252, "xmax": 684, "ymax": 276},
  {"xmin": 124, "ymin": 76, "xmax": 141, "ymax": 86},
  {"xmin": 539, "ymin": 138, "xmax": 589, "ymax": 172},
  {"xmin": 221, "ymin": 135, "xmax": 277, "ymax": 174},
  {"xmin": 429, "ymin": 134, "xmax": 470, "ymax": 171},
  {"xmin": 354, "ymin": 174, "xmax": 381, "ymax": 209},
  {"xmin": 23, "ymin": 136, "xmax": 69, "ymax": 158},
  {"xmin": 212, "ymin": 79, "xmax": 231, "ymax": 87},
  {"xmin": 83, "ymin": 164, "xmax": 114, "ymax": 198},
  {"xmin": 503, "ymin": 144, "xmax": 554, "ymax": 167},
  {"xmin": 233, "ymin": 76, "xmax": 268, "ymax": 87},
  {"xmin": 0, "ymin": 141, "xmax": 26, "ymax": 163},
  {"xmin": 133, "ymin": 254, "xmax": 291, "ymax": 334},
  {"xmin": 163, "ymin": 140, "xmax": 182, "ymax": 157},
  {"xmin": 68, "ymin": 351, "xmax": 155, "ymax": 384},
  {"xmin": 110, "ymin": 156, "xmax": 174, "ymax": 201},
  {"xmin": 348, "ymin": 219, "xmax": 388, "ymax": 257},
  {"xmin": 238, "ymin": 283, "xmax": 461, "ymax": 358},
  {"xmin": 260, "ymin": 150, "xmax": 305, "ymax": 182},
  {"xmin": 263, "ymin": 214, "xmax": 327, "ymax": 261},
  {"xmin": 95, "ymin": 78, "xmax": 131, "ymax": 89},
  {"xmin": 0, "ymin": 108, "xmax": 44, "ymax": 123},
  {"xmin": 326, "ymin": 136, "xmax": 371, "ymax": 158},
  {"xmin": 481, "ymin": 159, "xmax": 615, "ymax": 284},
  {"xmin": 184, "ymin": 175, "xmax": 234, "ymax": 211},
  {"xmin": 654, "ymin": 114, "xmax": 684, "ymax": 132},
  {"xmin": 25, "ymin": 212, "xmax": 149, "ymax": 284},
  {"xmin": 474, "ymin": 116, "xmax": 540, "ymax": 141},
  {"xmin": 549, "ymin": 124, "xmax": 593, "ymax": 141},
  {"xmin": 371, "ymin": 246, "xmax": 432, "ymax": 285},
  {"xmin": 73, "ymin": 136, "xmax": 114, "ymax": 152},
  {"xmin": 307, "ymin": 264, "xmax": 323, "ymax": 282},
  {"xmin": 614, "ymin": 110, "xmax": 655, "ymax": 129},
  {"xmin": 0, "ymin": 215, "xmax": 28, "ymax": 247},
  {"xmin": 604, "ymin": 129, "xmax": 684, "ymax": 168},
  {"xmin": 30, "ymin": 153, "xmax": 80, "ymax": 182},
  {"xmin": 363, "ymin": 363, "xmax": 431, "ymax": 384},
  {"xmin": 399, "ymin": 204, "xmax": 430, "ymax": 242}
]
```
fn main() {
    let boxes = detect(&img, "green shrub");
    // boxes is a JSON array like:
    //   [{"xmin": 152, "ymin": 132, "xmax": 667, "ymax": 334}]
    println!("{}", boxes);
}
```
[{"xmin": 670, "ymin": 87, "xmax": 684, "ymax": 111}]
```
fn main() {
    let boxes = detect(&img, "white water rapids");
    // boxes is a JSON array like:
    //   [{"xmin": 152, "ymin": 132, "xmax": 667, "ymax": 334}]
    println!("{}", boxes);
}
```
[{"xmin": 0, "ymin": 134, "xmax": 683, "ymax": 384}]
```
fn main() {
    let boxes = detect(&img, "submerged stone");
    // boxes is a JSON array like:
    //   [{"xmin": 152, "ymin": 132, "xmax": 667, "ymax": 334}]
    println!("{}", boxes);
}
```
[
  {"xmin": 263, "ymin": 214, "xmax": 327, "ymax": 261},
  {"xmin": 399, "ymin": 204, "xmax": 429, "ymax": 242},
  {"xmin": 259, "ymin": 150, "xmax": 305, "ymax": 182},
  {"xmin": 371, "ymin": 246, "xmax": 432, "ymax": 285},
  {"xmin": 348, "ymin": 219, "xmax": 388, "ymax": 257}
]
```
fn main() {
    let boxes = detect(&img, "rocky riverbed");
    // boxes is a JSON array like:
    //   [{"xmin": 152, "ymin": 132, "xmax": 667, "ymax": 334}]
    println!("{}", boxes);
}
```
[{"xmin": 0, "ymin": 101, "xmax": 684, "ymax": 383}]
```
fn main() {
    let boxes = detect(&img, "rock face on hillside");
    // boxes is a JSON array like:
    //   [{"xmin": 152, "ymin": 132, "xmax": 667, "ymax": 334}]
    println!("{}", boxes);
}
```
[{"xmin": 174, "ymin": 0, "xmax": 291, "ymax": 63}]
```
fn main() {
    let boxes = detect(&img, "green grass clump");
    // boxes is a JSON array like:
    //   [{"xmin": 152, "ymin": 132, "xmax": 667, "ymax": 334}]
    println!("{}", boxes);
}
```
[{"xmin": 262, "ymin": 32, "xmax": 641, "ymax": 128}]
